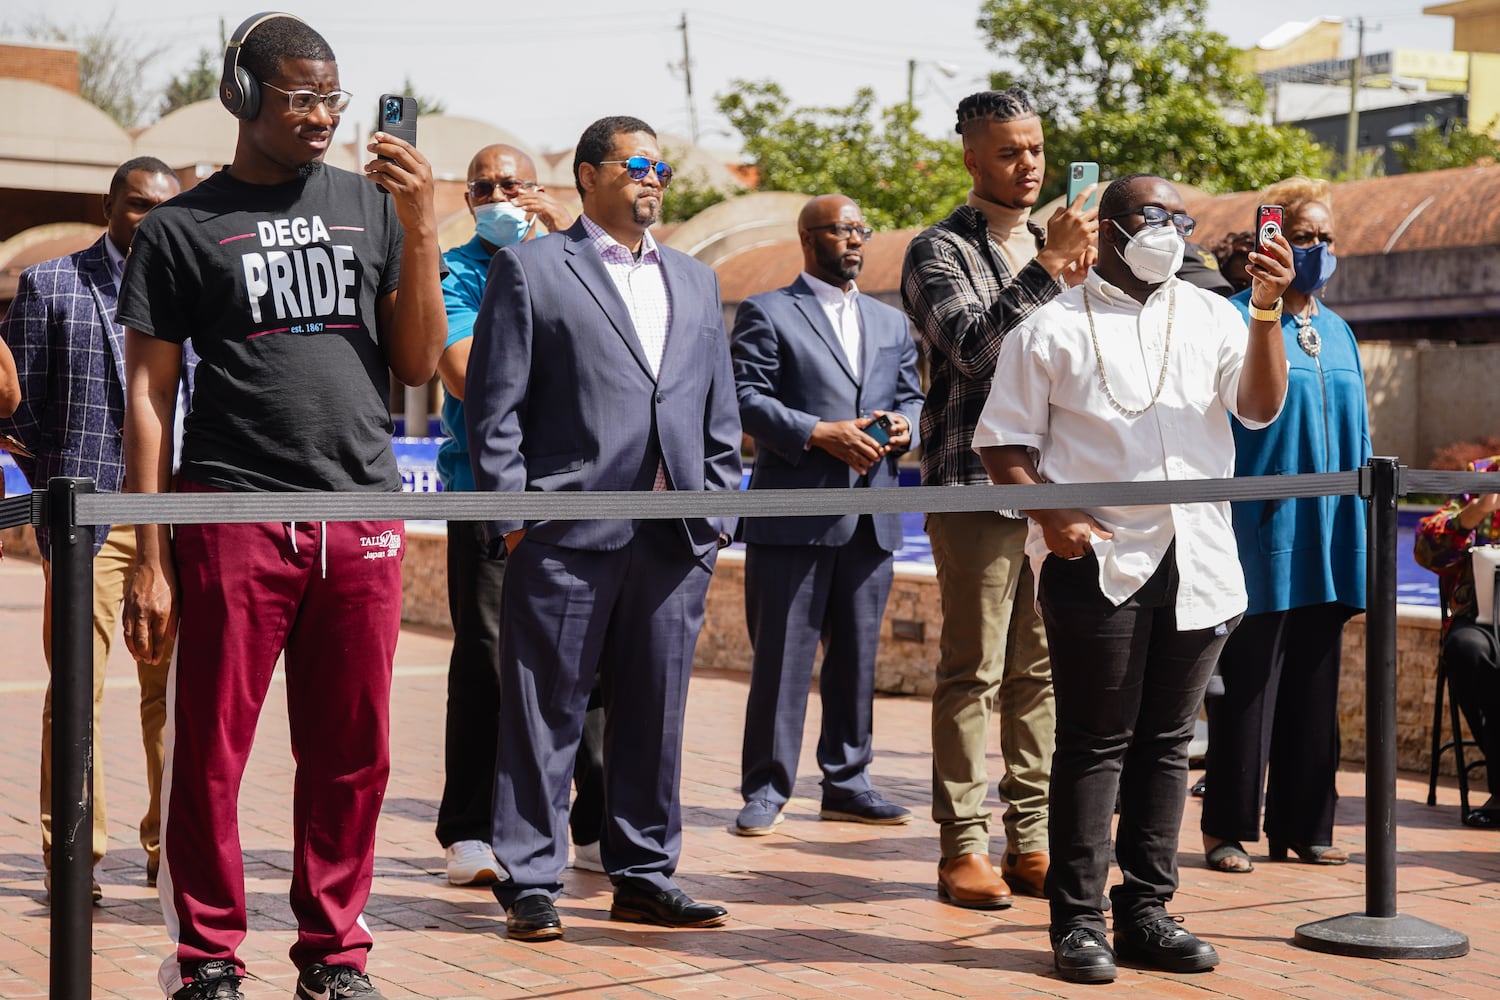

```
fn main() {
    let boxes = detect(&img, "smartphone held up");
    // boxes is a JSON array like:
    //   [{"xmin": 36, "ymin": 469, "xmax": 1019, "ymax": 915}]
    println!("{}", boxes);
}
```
[
  {"xmin": 1067, "ymin": 161, "xmax": 1100, "ymax": 210},
  {"xmin": 1256, "ymin": 204, "xmax": 1283, "ymax": 250},
  {"xmin": 373, "ymin": 94, "xmax": 418, "ymax": 193}
]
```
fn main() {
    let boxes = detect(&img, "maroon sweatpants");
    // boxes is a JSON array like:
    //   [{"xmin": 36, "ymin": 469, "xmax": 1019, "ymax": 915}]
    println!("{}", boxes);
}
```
[{"xmin": 157, "ymin": 504, "xmax": 404, "ymax": 983}]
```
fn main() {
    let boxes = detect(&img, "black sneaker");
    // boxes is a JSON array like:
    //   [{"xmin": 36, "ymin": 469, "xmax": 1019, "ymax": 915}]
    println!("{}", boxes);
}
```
[
  {"xmin": 1114, "ymin": 913, "xmax": 1219, "ymax": 973},
  {"xmin": 1051, "ymin": 926, "xmax": 1117, "ymax": 983},
  {"xmin": 294, "ymin": 963, "xmax": 386, "ymax": 1000},
  {"xmin": 171, "ymin": 960, "xmax": 244, "ymax": 1000}
]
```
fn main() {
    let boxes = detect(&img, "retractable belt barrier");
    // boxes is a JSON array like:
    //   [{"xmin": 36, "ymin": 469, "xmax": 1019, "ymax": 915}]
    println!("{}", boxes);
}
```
[{"xmin": 15, "ymin": 460, "xmax": 1500, "ymax": 997}]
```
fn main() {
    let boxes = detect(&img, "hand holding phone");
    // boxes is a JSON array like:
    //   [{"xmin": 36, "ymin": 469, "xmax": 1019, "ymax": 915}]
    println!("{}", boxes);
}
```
[
  {"xmin": 372, "ymin": 94, "xmax": 418, "ymax": 193},
  {"xmin": 864, "ymin": 413, "xmax": 894, "ymax": 448}
]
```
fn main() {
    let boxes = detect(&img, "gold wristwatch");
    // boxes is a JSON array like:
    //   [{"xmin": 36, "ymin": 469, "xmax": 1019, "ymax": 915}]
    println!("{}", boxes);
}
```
[{"xmin": 1247, "ymin": 297, "xmax": 1283, "ymax": 322}]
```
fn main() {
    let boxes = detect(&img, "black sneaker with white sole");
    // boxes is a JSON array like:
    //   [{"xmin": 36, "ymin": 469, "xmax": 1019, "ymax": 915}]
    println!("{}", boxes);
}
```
[
  {"xmin": 171, "ymin": 960, "xmax": 244, "ymax": 1000},
  {"xmin": 294, "ymin": 963, "xmax": 386, "ymax": 1000}
]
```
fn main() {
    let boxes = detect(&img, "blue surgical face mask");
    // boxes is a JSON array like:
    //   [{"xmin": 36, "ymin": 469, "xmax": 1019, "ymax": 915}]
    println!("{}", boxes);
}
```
[
  {"xmin": 474, "ymin": 201, "xmax": 532, "ymax": 248},
  {"xmin": 1291, "ymin": 241, "xmax": 1337, "ymax": 293}
]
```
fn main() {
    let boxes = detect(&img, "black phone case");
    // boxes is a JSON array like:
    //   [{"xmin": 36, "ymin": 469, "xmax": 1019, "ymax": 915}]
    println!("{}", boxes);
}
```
[{"xmin": 376, "ymin": 94, "xmax": 418, "ymax": 151}]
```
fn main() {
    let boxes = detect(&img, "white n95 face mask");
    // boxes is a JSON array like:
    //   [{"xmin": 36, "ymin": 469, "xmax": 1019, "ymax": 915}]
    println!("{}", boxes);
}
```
[{"xmin": 1112, "ymin": 219, "xmax": 1185, "ymax": 285}]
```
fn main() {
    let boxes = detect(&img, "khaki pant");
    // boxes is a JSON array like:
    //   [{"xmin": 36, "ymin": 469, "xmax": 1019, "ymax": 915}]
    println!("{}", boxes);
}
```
[
  {"xmin": 40, "ymin": 523, "xmax": 170, "ymax": 871},
  {"xmin": 927, "ymin": 511, "xmax": 1054, "ymax": 858}
]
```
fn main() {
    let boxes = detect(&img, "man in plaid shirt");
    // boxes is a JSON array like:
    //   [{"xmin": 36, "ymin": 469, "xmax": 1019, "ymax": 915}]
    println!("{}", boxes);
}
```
[{"xmin": 901, "ymin": 88, "xmax": 1096, "ymax": 908}]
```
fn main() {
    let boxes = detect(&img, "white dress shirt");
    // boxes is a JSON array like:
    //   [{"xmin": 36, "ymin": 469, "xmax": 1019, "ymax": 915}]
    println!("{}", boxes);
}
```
[
  {"xmin": 581, "ymin": 214, "xmax": 672, "ymax": 378},
  {"xmin": 971, "ymin": 270, "xmax": 1285, "ymax": 630},
  {"xmin": 799, "ymin": 271, "xmax": 862, "ymax": 379}
]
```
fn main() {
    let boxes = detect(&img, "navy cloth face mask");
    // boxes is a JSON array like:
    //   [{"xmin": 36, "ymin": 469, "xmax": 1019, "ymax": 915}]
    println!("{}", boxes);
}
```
[{"xmin": 1291, "ymin": 242, "xmax": 1337, "ymax": 293}]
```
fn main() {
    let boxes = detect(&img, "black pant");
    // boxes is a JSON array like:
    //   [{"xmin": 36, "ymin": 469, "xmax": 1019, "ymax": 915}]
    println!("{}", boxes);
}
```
[
  {"xmin": 1040, "ymin": 548, "xmax": 1234, "ymax": 934},
  {"xmin": 1200, "ymin": 603, "xmax": 1353, "ymax": 845},
  {"xmin": 436, "ymin": 520, "xmax": 605, "ymax": 847},
  {"xmin": 1444, "ymin": 620, "xmax": 1500, "ymax": 798}
]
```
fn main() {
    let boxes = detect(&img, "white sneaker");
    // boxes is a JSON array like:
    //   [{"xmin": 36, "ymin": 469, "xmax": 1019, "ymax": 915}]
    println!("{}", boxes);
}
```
[
  {"xmin": 445, "ymin": 840, "xmax": 502, "ymax": 886},
  {"xmin": 571, "ymin": 840, "xmax": 605, "ymax": 873}
]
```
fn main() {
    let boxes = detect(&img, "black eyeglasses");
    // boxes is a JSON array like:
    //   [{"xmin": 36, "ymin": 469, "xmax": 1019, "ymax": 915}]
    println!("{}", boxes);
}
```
[
  {"xmin": 1107, "ymin": 205, "xmax": 1196, "ymax": 237},
  {"xmin": 467, "ymin": 178, "xmax": 540, "ymax": 200},
  {"xmin": 261, "ymin": 82, "xmax": 353, "ymax": 116},
  {"xmin": 806, "ymin": 223, "xmax": 874, "ymax": 240},
  {"xmin": 599, "ymin": 156, "xmax": 674, "ymax": 186}
]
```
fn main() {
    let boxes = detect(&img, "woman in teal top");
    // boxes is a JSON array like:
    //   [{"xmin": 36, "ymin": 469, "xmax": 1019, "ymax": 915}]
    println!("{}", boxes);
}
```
[{"xmin": 1201, "ymin": 177, "xmax": 1372, "ymax": 873}]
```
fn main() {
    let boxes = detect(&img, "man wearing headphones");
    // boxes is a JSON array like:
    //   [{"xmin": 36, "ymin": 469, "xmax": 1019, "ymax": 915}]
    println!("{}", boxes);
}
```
[{"xmin": 117, "ymin": 13, "xmax": 445, "ymax": 1000}]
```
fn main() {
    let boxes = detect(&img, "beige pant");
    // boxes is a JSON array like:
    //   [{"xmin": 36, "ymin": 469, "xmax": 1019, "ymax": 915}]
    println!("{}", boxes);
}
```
[
  {"xmin": 927, "ymin": 511, "xmax": 1055, "ymax": 858},
  {"xmin": 40, "ymin": 523, "xmax": 170, "ymax": 870}
]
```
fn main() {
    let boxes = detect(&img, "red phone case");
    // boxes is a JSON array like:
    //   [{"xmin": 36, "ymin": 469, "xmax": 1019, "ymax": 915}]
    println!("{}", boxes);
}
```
[{"xmin": 1256, "ymin": 205, "xmax": 1283, "ymax": 249}]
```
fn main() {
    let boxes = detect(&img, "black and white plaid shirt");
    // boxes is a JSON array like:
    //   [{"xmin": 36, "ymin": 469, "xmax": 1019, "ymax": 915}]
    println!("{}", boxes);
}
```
[{"xmin": 901, "ymin": 203, "xmax": 1064, "ymax": 488}]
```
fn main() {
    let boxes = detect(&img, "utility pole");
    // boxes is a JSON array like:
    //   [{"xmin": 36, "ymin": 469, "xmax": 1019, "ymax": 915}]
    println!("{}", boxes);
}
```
[
  {"xmin": 1346, "ymin": 16, "xmax": 1366, "ymax": 177},
  {"xmin": 678, "ymin": 12, "xmax": 700, "ymax": 144},
  {"xmin": 907, "ymin": 58, "xmax": 916, "ymax": 106}
]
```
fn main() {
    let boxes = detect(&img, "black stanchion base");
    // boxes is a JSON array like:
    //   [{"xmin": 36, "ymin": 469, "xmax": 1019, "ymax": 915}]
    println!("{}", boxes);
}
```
[{"xmin": 1294, "ymin": 913, "xmax": 1469, "ymax": 958}]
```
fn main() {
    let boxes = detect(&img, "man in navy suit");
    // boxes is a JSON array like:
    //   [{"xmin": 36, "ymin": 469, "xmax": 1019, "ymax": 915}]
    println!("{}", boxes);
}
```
[
  {"xmin": 729, "ymin": 195, "xmax": 924, "ymax": 837},
  {"xmin": 465, "ymin": 115, "xmax": 742, "ymax": 941},
  {"xmin": 0, "ymin": 156, "xmax": 181, "ymax": 901}
]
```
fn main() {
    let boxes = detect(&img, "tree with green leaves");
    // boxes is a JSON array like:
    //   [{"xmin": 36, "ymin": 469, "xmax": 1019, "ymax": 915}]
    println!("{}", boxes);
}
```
[
  {"xmin": 1395, "ymin": 118, "xmax": 1500, "ymax": 174},
  {"xmin": 717, "ymin": 81, "xmax": 970, "ymax": 230},
  {"xmin": 160, "ymin": 47, "xmax": 219, "ymax": 118},
  {"xmin": 979, "ymin": 0, "xmax": 1328, "ymax": 199}
]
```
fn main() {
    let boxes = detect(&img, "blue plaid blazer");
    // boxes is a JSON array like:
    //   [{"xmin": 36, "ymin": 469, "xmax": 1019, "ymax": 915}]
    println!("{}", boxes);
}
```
[{"xmin": 0, "ymin": 236, "xmax": 192, "ymax": 554}]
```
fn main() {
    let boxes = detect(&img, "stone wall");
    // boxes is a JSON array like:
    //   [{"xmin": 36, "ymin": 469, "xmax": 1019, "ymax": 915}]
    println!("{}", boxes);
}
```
[{"xmin": 399, "ymin": 531, "xmax": 1479, "ymax": 779}]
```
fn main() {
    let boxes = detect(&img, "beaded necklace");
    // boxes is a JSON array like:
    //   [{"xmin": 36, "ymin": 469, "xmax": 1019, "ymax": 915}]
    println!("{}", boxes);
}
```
[{"xmin": 1082, "ymin": 285, "xmax": 1174, "ymax": 418}]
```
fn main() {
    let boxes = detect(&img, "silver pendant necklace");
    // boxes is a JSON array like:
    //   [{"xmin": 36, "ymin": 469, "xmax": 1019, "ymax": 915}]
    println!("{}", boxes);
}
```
[
  {"xmin": 1083, "ymin": 285, "xmax": 1174, "ymax": 418},
  {"xmin": 1292, "ymin": 302, "xmax": 1321, "ymax": 357}
]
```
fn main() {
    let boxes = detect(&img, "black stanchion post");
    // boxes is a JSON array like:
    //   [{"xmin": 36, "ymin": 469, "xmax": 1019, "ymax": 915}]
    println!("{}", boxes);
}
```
[
  {"xmin": 1293, "ymin": 458, "xmax": 1467, "ymax": 958},
  {"xmin": 47, "ymin": 477, "xmax": 96, "ymax": 999}
]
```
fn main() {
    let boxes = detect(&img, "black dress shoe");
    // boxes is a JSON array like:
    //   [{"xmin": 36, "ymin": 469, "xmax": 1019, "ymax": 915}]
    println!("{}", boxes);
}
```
[
  {"xmin": 1051, "ymin": 926, "xmax": 1117, "ymax": 984},
  {"xmin": 506, "ymin": 895, "xmax": 564, "ymax": 941},
  {"xmin": 610, "ymin": 882, "xmax": 729, "ymax": 928},
  {"xmin": 1114, "ymin": 914, "xmax": 1218, "ymax": 973}
]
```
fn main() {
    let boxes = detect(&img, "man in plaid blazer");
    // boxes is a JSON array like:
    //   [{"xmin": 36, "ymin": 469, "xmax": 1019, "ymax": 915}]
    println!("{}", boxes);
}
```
[{"xmin": 0, "ymin": 155, "xmax": 183, "ymax": 901}]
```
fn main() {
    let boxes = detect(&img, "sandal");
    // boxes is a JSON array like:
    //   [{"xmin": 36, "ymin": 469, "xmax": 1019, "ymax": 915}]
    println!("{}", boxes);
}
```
[{"xmin": 1204, "ymin": 840, "xmax": 1254, "ymax": 873}]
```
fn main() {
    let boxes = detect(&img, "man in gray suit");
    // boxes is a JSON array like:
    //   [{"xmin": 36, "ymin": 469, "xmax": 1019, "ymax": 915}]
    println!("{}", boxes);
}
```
[
  {"xmin": 465, "ymin": 115, "xmax": 742, "ymax": 942},
  {"xmin": 729, "ymin": 195, "xmax": 925, "ymax": 837}
]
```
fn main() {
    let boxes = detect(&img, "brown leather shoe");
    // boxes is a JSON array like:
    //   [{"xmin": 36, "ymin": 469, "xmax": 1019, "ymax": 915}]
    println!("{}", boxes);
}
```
[
  {"xmin": 937, "ymin": 853, "xmax": 1013, "ymax": 909},
  {"xmin": 1001, "ymin": 850, "xmax": 1049, "ymax": 898}
]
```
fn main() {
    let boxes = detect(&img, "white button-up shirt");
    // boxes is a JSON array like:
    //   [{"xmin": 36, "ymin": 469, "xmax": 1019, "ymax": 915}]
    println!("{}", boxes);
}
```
[
  {"xmin": 581, "ymin": 214, "xmax": 672, "ymax": 378},
  {"xmin": 972, "ymin": 270, "xmax": 1284, "ymax": 630},
  {"xmin": 799, "ymin": 270, "xmax": 862, "ymax": 378}
]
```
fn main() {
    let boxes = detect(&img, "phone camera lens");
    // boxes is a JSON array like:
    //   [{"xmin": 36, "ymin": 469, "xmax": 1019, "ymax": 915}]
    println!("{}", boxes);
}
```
[{"xmin": 384, "ymin": 98, "xmax": 401, "ymax": 123}]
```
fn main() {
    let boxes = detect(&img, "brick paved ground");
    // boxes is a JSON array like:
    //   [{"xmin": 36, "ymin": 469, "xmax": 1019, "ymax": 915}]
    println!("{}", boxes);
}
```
[{"xmin": 1, "ymin": 557, "xmax": 1497, "ymax": 999}]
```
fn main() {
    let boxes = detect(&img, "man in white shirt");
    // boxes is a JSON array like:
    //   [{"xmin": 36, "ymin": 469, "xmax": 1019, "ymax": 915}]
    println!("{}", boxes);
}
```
[
  {"xmin": 973, "ymin": 174, "xmax": 1292, "ymax": 984},
  {"xmin": 728, "ymin": 194, "xmax": 925, "ymax": 837}
]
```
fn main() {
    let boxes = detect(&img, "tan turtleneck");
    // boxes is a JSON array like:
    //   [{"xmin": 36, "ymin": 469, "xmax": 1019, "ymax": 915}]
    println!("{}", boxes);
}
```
[{"xmin": 967, "ymin": 190, "xmax": 1039, "ymax": 275}]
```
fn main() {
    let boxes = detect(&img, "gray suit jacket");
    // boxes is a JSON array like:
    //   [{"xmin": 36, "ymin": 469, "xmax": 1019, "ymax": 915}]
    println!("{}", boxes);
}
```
[
  {"xmin": 464, "ymin": 219, "xmax": 742, "ymax": 559},
  {"xmin": 731, "ymin": 276, "xmax": 924, "ymax": 550}
]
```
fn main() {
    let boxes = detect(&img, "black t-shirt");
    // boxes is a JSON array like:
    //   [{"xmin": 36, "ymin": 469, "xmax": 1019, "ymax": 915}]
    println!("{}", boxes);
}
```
[{"xmin": 118, "ymin": 164, "xmax": 403, "ymax": 492}]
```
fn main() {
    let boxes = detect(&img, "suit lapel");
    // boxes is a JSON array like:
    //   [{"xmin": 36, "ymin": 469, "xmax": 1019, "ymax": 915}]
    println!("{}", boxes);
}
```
[
  {"xmin": 562, "ymin": 223, "xmax": 654, "ymax": 379},
  {"xmin": 790, "ymin": 277, "xmax": 856, "ymax": 384},
  {"xmin": 81, "ymin": 240, "xmax": 126, "ymax": 391},
  {"xmin": 855, "ymin": 296, "xmax": 885, "ymax": 387},
  {"xmin": 655, "ymin": 247, "xmax": 697, "ymax": 377}
]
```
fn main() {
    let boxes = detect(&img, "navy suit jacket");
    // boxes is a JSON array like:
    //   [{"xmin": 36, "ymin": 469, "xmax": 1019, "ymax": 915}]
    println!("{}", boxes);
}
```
[
  {"xmin": 731, "ymin": 276, "xmax": 924, "ymax": 550},
  {"xmin": 464, "ymin": 219, "xmax": 742, "ymax": 559}
]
